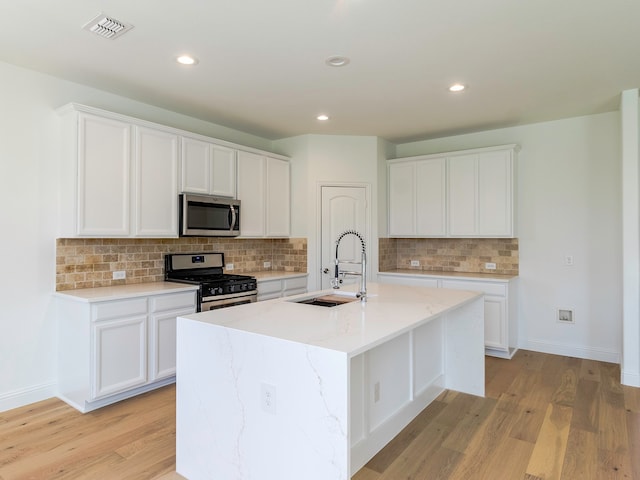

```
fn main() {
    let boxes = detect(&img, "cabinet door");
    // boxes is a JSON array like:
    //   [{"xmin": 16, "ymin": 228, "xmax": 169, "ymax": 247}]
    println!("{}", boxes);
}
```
[
  {"xmin": 478, "ymin": 150, "xmax": 512, "ymax": 236},
  {"xmin": 484, "ymin": 295, "xmax": 507, "ymax": 351},
  {"xmin": 388, "ymin": 162, "xmax": 415, "ymax": 236},
  {"xmin": 448, "ymin": 154, "xmax": 477, "ymax": 236},
  {"xmin": 92, "ymin": 316, "xmax": 147, "ymax": 399},
  {"xmin": 237, "ymin": 151, "xmax": 266, "ymax": 237},
  {"xmin": 181, "ymin": 136, "xmax": 211, "ymax": 194},
  {"xmin": 148, "ymin": 308, "xmax": 192, "ymax": 381},
  {"xmin": 211, "ymin": 145, "xmax": 237, "ymax": 198},
  {"xmin": 134, "ymin": 127, "xmax": 179, "ymax": 236},
  {"xmin": 266, "ymin": 157, "xmax": 290, "ymax": 237},
  {"xmin": 416, "ymin": 158, "xmax": 446, "ymax": 236},
  {"xmin": 78, "ymin": 114, "xmax": 131, "ymax": 236}
]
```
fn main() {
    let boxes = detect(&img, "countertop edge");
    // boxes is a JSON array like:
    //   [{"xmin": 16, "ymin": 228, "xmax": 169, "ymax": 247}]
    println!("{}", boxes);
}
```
[
  {"xmin": 53, "ymin": 281, "xmax": 199, "ymax": 302},
  {"xmin": 378, "ymin": 270, "xmax": 518, "ymax": 282}
]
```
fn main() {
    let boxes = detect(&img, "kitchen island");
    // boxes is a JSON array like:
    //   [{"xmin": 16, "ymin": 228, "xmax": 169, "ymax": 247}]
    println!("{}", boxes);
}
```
[{"xmin": 176, "ymin": 282, "xmax": 484, "ymax": 480}]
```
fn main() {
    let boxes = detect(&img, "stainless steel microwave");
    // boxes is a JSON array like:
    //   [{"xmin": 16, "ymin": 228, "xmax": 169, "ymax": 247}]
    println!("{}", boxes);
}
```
[{"xmin": 179, "ymin": 194, "xmax": 241, "ymax": 237}]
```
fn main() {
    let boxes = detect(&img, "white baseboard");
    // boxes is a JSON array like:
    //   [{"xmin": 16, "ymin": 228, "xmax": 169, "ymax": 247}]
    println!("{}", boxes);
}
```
[
  {"xmin": 621, "ymin": 371, "xmax": 640, "ymax": 388},
  {"xmin": 519, "ymin": 339, "xmax": 620, "ymax": 364},
  {"xmin": 0, "ymin": 382, "xmax": 57, "ymax": 413}
]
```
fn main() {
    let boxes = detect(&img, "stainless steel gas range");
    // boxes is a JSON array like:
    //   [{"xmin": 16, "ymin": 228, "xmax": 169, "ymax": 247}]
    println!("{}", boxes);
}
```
[{"xmin": 164, "ymin": 252, "xmax": 257, "ymax": 312}]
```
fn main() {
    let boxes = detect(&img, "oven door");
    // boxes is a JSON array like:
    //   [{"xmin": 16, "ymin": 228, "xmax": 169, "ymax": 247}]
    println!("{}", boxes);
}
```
[{"xmin": 201, "ymin": 292, "xmax": 257, "ymax": 311}]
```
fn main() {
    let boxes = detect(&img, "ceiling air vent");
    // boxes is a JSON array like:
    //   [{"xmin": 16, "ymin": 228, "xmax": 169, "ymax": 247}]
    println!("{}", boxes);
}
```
[{"xmin": 82, "ymin": 13, "xmax": 133, "ymax": 40}]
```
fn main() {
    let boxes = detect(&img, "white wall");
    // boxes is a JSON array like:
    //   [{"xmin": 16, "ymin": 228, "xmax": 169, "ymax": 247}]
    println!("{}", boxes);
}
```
[
  {"xmin": 0, "ymin": 55, "xmax": 629, "ymax": 411},
  {"xmin": 274, "ymin": 134, "xmax": 381, "ymax": 291},
  {"xmin": 621, "ymin": 89, "xmax": 640, "ymax": 386},
  {"xmin": 0, "ymin": 60, "xmax": 275, "ymax": 411},
  {"xmin": 395, "ymin": 112, "xmax": 622, "ymax": 362}
]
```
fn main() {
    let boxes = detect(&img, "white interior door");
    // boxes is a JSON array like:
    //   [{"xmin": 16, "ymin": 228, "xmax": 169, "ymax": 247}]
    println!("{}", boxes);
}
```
[{"xmin": 320, "ymin": 186, "xmax": 368, "ymax": 290}]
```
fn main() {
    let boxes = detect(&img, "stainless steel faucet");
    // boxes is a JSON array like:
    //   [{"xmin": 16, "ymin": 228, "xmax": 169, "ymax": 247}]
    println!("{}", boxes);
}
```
[{"xmin": 331, "ymin": 230, "xmax": 367, "ymax": 301}]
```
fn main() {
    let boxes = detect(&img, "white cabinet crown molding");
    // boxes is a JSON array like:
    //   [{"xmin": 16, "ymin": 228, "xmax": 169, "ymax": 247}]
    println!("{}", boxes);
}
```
[
  {"xmin": 56, "ymin": 103, "xmax": 290, "ymax": 161},
  {"xmin": 387, "ymin": 143, "xmax": 520, "ymax": 164}
]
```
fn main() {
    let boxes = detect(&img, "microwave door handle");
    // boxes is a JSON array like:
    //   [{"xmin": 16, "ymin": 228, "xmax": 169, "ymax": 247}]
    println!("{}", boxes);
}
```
[{"xmin": 229, "ymin": 205, "xmax": 237, "ymax": 231}]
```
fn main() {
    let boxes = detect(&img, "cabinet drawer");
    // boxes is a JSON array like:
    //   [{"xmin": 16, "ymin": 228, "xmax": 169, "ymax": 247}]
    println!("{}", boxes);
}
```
[
  {"xmin": 92, "ymin": 298, "xmax": 148, "ymax": 322},
  {"xmin": 257, "ymin": 279, "xmax": 282, "ymax": 294},
  {"xmin": 378, "ymin": 275, "xmax": 439, "ymax": 288},
  {"xmin": 150, "ymin": 291, "xmax": 196, "ymax": 313},
  {"xmin": 441, "ymin": 280, "xmax": 506, "ymax": 297},
  {"xmin": 283, "ymin": 276, "xmax": 307, "ymax": 291}
]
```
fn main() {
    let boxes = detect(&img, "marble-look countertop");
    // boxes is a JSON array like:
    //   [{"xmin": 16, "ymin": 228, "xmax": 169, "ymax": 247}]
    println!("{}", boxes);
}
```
[
  {"xmin": 379, "ymin": 269, "xmax": 517, "ymax": 281},
  {"xmin": 179, "ymin": 282, "xmax": 481, "ymax": 357},
  {"xmin": 53, "ymin": 281, "xmax": 199, "ymax": 302}
]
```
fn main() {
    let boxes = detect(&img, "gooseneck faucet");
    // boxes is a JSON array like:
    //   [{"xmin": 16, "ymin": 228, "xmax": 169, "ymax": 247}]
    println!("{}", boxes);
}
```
[{"xmin": 331, "ymin": 230, "xmax": 367, "ymax": 301}]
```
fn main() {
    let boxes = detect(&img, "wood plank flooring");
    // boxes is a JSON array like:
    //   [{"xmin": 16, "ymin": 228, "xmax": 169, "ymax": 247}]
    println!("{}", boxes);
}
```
[{"xmin": 1, "ymin": 351, "xmax": 638, "ymax": 479}]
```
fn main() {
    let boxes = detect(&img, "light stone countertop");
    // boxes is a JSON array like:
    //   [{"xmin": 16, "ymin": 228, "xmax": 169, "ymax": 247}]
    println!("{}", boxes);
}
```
[
  {"xmin": 178, "ymin": 282, "xmax": 482, "ymax": 357},
  {"xmin": 379, "ymin": 269, "xmax": 518, "ymax": 281},
  {"xmin": 53, "ymin": 281, "xmax": 199, "ymax": 302}
]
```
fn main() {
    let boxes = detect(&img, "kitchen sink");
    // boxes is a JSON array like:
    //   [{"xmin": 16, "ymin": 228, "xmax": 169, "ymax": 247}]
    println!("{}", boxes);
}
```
[{"xmin": 293, "ymin": 294, "xmax": 359, "ymax": 307}]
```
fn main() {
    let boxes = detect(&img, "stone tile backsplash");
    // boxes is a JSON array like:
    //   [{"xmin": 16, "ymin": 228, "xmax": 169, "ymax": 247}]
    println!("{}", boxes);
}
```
[
  {"xmin": 378, "ymin": 237, "xmax": 518, "ymax": 275},
  {"xmin": 56, "ymin": 237, "xmax": 307, "ymax": 291}
]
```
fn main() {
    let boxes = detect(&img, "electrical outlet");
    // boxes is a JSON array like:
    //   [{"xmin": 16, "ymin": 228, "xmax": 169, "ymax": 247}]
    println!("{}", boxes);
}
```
[
  {"xmin": 410, "ymin": 260, "xmax": 420, "ymax": 267},
  {"xmin": 261, "ymin": 383, "xmax": 276, "ymax": 414},
  {"xmin": 485, "ymin": 262, "xmax": 497, "ymax": 270},
  {"xmin": 558, "ymin": 309, "xmax": 574, "ymax": 323},
  {"xmin": 226, "ymin": 263, "xmax": 234, "ymax": 271},
  {"xmin": 263, "ymin": 261, "xmax": 271, "ymax": 268},
  {"xmin": 112, "ymin": 270, "xmax": 126, "ymax": 280},
  {"xmin": 564, "ymin": 255, "xmax": 574, "ymax": 266},
  {"xmin": 374, "ymin": 381, "xmax": 380, "ymax": 403}
]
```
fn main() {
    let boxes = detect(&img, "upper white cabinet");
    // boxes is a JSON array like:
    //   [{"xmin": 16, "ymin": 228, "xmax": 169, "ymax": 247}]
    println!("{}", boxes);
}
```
[
  {"xmin": 448, "ymin": 149, "xmax": 513, "ymax": 237},
  {"xmin": 58, "ymin": 103, "xmax": 290, "ymax": 238},
  {"xmin": 59, "ymin": 105, "xmax": 179, "ymax": 237},
  {"xmin": 69, "ymin": 112, "xmax": 132, "ymax": 236},
  {"xmin": 237, "ymin": 151, "xmax": 290, "ymax": 237},
  {"xmin": 180, "ymin": 136, "xmax": 236, "ymax": 198},
  {"xmin": 388, "ymin": 158, "xmax": 446, "ymax": 236},
  {"xmin": 387, "ymin": 144, "xmax": 517, "ymax": 238},
  {"xmin": 134, "ymin": 127, "xmax": 179, "ymax": 236}
]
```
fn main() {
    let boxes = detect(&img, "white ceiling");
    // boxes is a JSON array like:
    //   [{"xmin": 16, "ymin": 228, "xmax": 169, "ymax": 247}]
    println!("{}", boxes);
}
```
[{"xmin": 1, "ymin": 0, "xmax": 639, "ymax": 143}]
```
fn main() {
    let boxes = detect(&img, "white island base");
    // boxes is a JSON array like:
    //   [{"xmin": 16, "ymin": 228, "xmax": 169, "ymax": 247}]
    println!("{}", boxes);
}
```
[{"xmin": 176, "ymin": 283, "xmax": 484, "ymax": 480}]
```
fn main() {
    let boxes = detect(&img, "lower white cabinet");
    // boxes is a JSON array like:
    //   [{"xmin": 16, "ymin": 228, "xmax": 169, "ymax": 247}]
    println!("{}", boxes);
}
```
[
  {"xmin": 257, "ymin": 274, "xmax": 307, "ymax": 301},
  {"xmin": 378, "ymin": 273, "xmax": 517, "ymax": 358},
  {"xmin": 57, "ymin": 288, "xmax": 197, "ymax": 412},
  {"xmin": 93, "ymin": 313, "xmax": 147, "ymax": 399}
]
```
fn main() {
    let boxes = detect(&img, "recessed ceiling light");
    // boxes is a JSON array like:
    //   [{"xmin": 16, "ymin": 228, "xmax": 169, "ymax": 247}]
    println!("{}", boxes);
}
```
[
  {"xmin": 449, "ymin": 83, "xmax": 466, "ymax": 92},
  {"xmin": 317, "ymin": 114, "xmax": 330, "ymax": 121},
  {"xmin": 176, "ymin": 55, "xmax": 199, "ymax": 66},
  {"xmin": 325, "ymin": 56, "xmax": 350, "ymax": 67}
]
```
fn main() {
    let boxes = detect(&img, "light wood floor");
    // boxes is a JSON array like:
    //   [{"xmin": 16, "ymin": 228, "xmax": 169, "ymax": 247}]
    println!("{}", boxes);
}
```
[{"xmin": 1, "ymin": 351, "xmax": 639, "ymax": 479}]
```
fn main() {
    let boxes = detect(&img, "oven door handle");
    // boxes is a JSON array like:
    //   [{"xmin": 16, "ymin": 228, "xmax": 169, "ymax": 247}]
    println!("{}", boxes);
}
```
[
  {"xmin": 201, "ymin": 293, "xmax": 257, "ymax": 311},
  {"xmin": 229, "ymin": 205, "xmax": 237, "ymax": 231}
]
